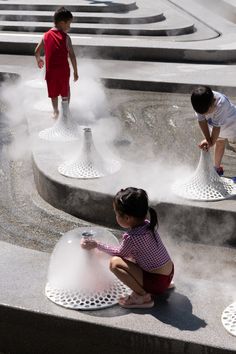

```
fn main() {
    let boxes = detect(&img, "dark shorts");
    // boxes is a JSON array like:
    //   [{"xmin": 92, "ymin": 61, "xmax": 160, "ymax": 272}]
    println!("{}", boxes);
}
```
[{"xmin": 143, "ymin": 264, "xmax": 174, "ymax": 295}]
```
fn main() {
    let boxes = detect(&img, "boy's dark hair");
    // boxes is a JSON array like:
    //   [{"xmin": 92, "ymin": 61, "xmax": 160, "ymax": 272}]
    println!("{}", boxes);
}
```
[
  {"xmin": 191, "ymin": 86, "xmax": 214, "ymax": 114},
  {"xmin": 54, "ymin": 7, "xmax": 73, "ymax": 24},
  {"xmin": 114, "ymin": 187, "xmax": 158, "ymax": 232}
]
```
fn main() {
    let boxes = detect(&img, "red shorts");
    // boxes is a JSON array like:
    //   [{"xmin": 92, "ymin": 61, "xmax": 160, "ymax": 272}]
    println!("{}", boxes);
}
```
[
  {"xmin": 143, "ymin": 265, "xmax": 174, "ymax": 295},
  {"xmin": 46, "ymin": 70, "xmax": 70, "ymax": 98}
]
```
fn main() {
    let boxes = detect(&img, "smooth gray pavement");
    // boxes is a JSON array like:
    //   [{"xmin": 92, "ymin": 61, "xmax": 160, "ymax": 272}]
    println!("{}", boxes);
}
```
[{"xmin": 0, "ymin": 238, "xmax": 236, "ymax": 354}]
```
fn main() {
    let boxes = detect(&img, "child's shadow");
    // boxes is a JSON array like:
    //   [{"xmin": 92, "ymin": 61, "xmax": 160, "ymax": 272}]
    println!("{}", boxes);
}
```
[
  {"xmin": 133, "ymin": 291, "xmax": 207, "ymax": 331},
  {"xmin": 86, "ymin": 291, "xmax": 207, "ymax": 332}
]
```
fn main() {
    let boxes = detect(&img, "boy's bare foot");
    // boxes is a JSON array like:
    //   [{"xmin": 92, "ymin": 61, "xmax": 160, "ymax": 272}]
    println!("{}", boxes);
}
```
[{"xmin": 52, "ymin": 110, "xmax": 59, "ymax": 119}]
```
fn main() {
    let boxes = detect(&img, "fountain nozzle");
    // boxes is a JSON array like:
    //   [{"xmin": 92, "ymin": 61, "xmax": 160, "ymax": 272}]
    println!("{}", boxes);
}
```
[{"xmin": 58, "ymin": 127, "xmax": 121, "ymax": 179}]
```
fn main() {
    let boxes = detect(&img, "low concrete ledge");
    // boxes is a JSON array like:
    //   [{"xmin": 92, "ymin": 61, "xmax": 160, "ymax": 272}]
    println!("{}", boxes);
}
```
[
  {"xmin": 0, "ymin": 241, "xmax": 236, "ymax": 354},
  {"xmin": 32, "ymin": 153, "xmax": 236, "ymax": 247},
  {"xmin": 1, "ymin": 37, "xmax": 233, "ymax": 63},
  {"xmin": 0, "ymin": 0, "xmax": 138, "ymax": 13},
  {"xmin": 103, "ymin": 78, "xmax": 236, "ymax": 96},
  {"xmin": 0, "ymin": 21, "xmax": 196, "ymax": 37},
  {"xmin": 2, "ymin": 56, "xmax": 236, "ymax": 95},
  {"xmin": 0, "ymin": 10, "xmax": 165, "ymax": 25}
]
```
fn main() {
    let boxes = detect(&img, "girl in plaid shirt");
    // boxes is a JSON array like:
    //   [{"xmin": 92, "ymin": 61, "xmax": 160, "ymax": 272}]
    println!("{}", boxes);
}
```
[{"xmin": 81, "ymin": 187, "xmax": 174, "ymax": 309}]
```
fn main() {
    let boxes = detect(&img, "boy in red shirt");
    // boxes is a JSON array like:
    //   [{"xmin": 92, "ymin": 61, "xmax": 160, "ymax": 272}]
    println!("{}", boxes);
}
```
[{"xmin": 35, "ymin": 7, "xmax": 78, "ymax": 119}]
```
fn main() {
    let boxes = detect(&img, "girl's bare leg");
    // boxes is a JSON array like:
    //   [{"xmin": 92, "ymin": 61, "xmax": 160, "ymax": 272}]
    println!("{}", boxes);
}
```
[
  {"xmin": 51, "ymin": 97, "xmax": 59, "ymax": 119},
  {"xmin": 110, "ymin": 256, "xmax": 146, "ymax": 296},
  {"xmin": 214, "ymin": 138, "xmax": 226, "ymax": 168}
]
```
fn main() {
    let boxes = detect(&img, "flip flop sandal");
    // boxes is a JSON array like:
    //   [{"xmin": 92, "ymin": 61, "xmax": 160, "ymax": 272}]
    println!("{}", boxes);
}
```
[
  {"xmin": 119, "ymin": 299, "xmax": 154, "ymax": 309},
  {"xmin": 119, "ymin": 294, "xmax": 154, "ymax": 309}
]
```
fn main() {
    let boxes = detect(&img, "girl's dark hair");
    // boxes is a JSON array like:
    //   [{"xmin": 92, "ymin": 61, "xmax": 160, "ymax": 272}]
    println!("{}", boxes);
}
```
[
  {"xmin": 191, "ymin": 86, "xmax": 214, "ymax": 114},
  {"xmin": 114, "ymin": 187, "xmax": 158, "ymax": 232},
  {"xmin": 54, "ymin": 7, "xmax": 73, "ymax": 24}
]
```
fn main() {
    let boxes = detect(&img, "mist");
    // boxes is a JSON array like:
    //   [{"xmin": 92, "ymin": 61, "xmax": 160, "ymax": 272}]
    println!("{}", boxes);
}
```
[
  {"xmin": 0, "ymin": 58, "xmax": 196, "ymax": 203},
  {"xmin": 1, "ymin": 56, "xmax": 235, "ymax": 307}
]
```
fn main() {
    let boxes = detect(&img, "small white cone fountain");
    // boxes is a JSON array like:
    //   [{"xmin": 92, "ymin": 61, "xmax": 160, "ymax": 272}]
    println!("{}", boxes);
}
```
[
  {"xmin": 58, "ymin": 127, "xmax": 121, "ymax": 178},
  {"xmin": 172, "ymin": 149, "xmax": 236, "ymax": 201},
  {"xmin": 39, "ymin": 100, "xmax": 80, "ymax": 142},
  {"xmin": 222, "ymin": 302, "xmax": 236, "ymax": 336},
  {"xmin": 45, "ymin": 227, "xmax": 130, "ymax": 310}
]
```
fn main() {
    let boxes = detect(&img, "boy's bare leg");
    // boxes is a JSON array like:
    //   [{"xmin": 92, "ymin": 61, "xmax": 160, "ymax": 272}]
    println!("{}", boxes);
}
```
[
  {"xmin": 51, "ymin": 97, "xmax": 59, "ymax": 119},
  {"xmin": 214, "ymin": 138, "xmax": 226, "ymax": 168},
  {"xmin": 62, "ymin": 88, "xmax": 70, "ymax": 103}
]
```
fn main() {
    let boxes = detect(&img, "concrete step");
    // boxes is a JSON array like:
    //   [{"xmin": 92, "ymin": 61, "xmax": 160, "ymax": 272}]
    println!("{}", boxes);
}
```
[
  {"xmin": 0, "ymin": 31, "xmax": 222, "ymax": 64},
  {"xmin": 0, "ymin": 0, "xmax": 137, "ymax": 13},
  {"xmin": 0, "ymin": 0, "xmax": 224, "ymax": 61},
  {"xmin": 0, "ymin": 20, "xmax": 195, "ymax": 36},
  {"xmin": 0, "ymin": 240, "xmax": 235, "ymax": 354},
  {"xmin": 0, "ymin": 9, "xmax": 165, "ymax": 24}
]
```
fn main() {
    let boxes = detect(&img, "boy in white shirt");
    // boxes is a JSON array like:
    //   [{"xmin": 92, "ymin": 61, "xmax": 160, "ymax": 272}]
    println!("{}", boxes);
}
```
[{"xmin": 191, "ymin": 85, "xmax": 236, "ymax": 176}]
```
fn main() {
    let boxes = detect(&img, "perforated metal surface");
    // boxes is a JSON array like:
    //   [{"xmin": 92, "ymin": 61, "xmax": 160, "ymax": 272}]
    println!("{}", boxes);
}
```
[
  {"xmin": 45, "ymin": 279, "xmax": 129, "ymax": 310},
  {"xmin": 172, "ymin": 150, "xmax": 236, "ymax": 201},
  {"xmin": 222, "ymin": 302, "xmax": 236, "ymax": 336},
  {"xmin": 45, "ymin": 227, "xmax": 130, "ymax": 310},
  {"xmin": 39, "ymin": 101, "xmax": 80, "ymax": 142},
  {"xmin": 58, "ymin": 127, "xmax": 121, "ymax": 178}
]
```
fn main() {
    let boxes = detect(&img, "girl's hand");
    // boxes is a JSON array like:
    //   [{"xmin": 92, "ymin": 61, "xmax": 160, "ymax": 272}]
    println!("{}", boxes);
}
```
[
  {"xmin": 80, "ymin": 238, "xmax": 97, "ymax": 250},
  {"xmin": 37, "ymin": 58, "xmax": 44, "ymax": 69},
  {"xmin": 198, "ymin": 139, "xmax": 212, "ymax": 151}
]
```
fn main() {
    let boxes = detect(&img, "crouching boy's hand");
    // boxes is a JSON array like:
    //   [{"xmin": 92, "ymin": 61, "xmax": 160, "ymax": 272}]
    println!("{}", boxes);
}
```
[{"xmin": 198, "ymin": 139, "xmax": 212, "ymax": 151}]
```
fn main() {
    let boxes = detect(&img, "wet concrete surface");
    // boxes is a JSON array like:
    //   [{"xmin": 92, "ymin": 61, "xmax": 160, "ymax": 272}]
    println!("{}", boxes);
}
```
[
  {"xmin": 0, "ymin": 100, "xmax": 91, "ymax": 251},
  {"xmin": 1, "ymin": 87, "xmax": 236, "ymax": 251},
  {"xmin": 107, "ymin": 89, "xmax": 236, "ymax": 176},
  {"xmin": 0, "ymin": 83, "xmax": 236, "ymax": 354}
]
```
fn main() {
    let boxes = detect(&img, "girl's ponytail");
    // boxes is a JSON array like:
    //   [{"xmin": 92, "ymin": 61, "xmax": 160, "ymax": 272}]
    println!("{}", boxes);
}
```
[{"xmin": 149, "ymin": 207, "xmax": 158, "ymax": 232}]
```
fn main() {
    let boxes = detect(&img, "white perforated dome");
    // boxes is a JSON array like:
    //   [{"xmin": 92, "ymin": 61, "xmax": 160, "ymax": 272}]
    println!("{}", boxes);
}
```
[
  {"xmin": 172, "ymin": 150, "xmax": 236, "ymax": 201},
  {"xmin": 39, "ymin": 101, "xmax": 80, "ymax": 142},
  {"xmin": 58, "ymin": 127, "xmax": 121, "ymax": 179},
  {"xmin": 45, "ymin": 227, "xmax": 130, "ymax": 310},
  {"xmin": 222, "ymin": 302, "xmax": 236, "ymax": 336}
]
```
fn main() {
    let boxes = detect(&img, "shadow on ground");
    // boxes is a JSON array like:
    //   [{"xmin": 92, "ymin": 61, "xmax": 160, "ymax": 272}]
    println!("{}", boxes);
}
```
[
  {"xmin": 86, "ymin": 290, "xmax": 207, "ymax": 331},
  {"xmin": 148, "ymin": 291, "xmax": 207, "ymax": 331}
]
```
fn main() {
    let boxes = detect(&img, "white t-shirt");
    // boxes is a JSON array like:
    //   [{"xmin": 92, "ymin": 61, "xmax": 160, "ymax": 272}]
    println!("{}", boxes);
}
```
[{"xmin": 195, "ymin": 91, "xmax": 236, "ymax": 139}]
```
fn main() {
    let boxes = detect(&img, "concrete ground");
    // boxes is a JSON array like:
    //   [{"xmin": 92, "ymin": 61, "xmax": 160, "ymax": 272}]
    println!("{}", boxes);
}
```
[
  {"xmin": 0, "ymin": 239, "xmax": 236, "ymax": 354},
  {"xmin": 1, "ymin": 0, "xmax": 236, "ymax": 349},
  {"xmin": 0, "ymin": 54, "xmax": 236, "ymax": 353}
]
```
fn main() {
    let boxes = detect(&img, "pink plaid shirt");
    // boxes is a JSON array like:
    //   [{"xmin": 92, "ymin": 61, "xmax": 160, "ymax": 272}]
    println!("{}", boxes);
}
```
[{"xmin": 97, "ymin": 220, "xmax": 171, "ymax": 271}]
